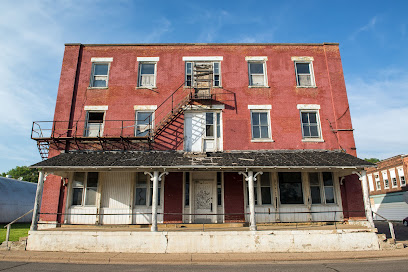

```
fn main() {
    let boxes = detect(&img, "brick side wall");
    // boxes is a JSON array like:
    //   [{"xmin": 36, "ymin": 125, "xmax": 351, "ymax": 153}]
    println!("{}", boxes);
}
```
[
  {"xmin": 224, "ymin": 172, "xmax": 245, "ymax": 222},
  {"xmin": 163, "ymin": 172, "xmax": 183, "ymax": 223},
  {"xmin": 39, "ymin": 174, "xmax": 62, "ymax": 223},
  {"xmin": 340, "ymin": 174, "xmax": 365, "ymax": 219}
]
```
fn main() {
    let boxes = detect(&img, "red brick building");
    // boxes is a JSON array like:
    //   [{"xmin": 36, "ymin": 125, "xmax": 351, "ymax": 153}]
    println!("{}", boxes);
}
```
[
  {"xmin": 31, "ymin": 43, "xmax": 373, "ymax": 232},
  {"xmin": 366, "ymin": 155, "xmax": 408, "ymax": 221}
]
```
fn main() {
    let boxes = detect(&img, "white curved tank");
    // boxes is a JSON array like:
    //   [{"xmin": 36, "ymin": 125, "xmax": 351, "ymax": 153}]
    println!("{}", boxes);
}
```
[{"xmin": 0, "ymin": 176, "xmax": 37, "ymax": 223}]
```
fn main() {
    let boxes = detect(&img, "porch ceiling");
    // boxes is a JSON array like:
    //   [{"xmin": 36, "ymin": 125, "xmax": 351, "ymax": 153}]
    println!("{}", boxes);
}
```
[{"xmin": 31, "ymin": 150, "xmax": 373, "ymax": 171}]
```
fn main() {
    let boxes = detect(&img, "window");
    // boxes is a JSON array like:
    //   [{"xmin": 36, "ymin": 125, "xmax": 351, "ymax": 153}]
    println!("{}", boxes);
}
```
[
  {"xmin": 71, "ymin": 172, "xmax": 98, "ymax": 206},
  {"xmin": 374, "ymin": 173, "xmax": 381, "ymax": 190},
  {"xmin": 295, "ymin": 62, "xmax": 315, "ymax": 87},
  {"xmin": 246, "ymin": 172, "xmax": 272, "ymax": 206},
  {"xmin": 135, "ymin": 111, "xmax": 154, "ymax": 137},
  {"xmin": 138, "ymin": 63, "xmax": 157, "ymax": 87},
  {"xmin": 390, "ymin": 169, "xmax": 398, "ymax": 188},
  {"xmin": 185, "ymin": 61, "xmax": 221, "ymax": 87},
  {"xmin": 135, "ymin": 172, "xmax": 147, "ymax": 205},
  {"xmin": 248, "ymin": 62, "xmax": 267, "ymax": 87},
  {"xmin": 300, "ymin": 111, "xmax": 321, "ymax": 139},
  {"xmin": 309, "ymin": 172, "xmax": 335, "ymax": 204},
  {"xmin": 217, "ymin": 172, "xmax": 222, "ymax": 206},
  {"xmin": 398, "ymin": 168, "xmax": 406, "ymax": 187},
  {"xmin": 185, "ymin": 172, "xmax": 190, "ymax": 207},
  {"xmin": 251, "ymin": 111, "xmax": 270, "ymax": 139},
  {"xmin": 368, "ymin": 174, "xmax": 375, "ymax": 192},
  {"xmin": 382, "ymin": 171, "xmax": 389, "ymax": 189},
  {"xmin": 279, "ymin": 172, "xmax": 303, "ymax": 204},
  {"xmin": 206, "ymin": 112, "xmax": 215, "ymax": 137},
  {"xmin": 85, "ymin": 111, "xmax": 104, "ymax": 137}
]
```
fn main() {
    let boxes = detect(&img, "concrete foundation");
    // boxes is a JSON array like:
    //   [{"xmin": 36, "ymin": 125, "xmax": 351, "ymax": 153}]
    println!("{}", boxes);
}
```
[{"xmin": 27, "ymin": 229, "xmax": 380, "ymax": 253}]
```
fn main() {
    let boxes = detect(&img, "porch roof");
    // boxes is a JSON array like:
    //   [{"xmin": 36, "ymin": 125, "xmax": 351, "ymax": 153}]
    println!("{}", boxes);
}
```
[{"xmin": 31, "ymin": 150, "xmax": 373, "ymax": 170}]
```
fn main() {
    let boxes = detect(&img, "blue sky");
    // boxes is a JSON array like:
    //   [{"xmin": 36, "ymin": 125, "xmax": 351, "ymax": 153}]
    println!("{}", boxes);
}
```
[{"xmin": 0, "ymin": 0, "xmax": 407, "ymax": 173}]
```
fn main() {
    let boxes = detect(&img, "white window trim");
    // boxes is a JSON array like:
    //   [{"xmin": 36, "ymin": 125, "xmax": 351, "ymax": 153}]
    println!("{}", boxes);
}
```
[
  {"xmin": 89, "ymin": 62, "xmax": 111, "ymax": 89},
  {"xmin": 134, "ymin": 105, "xmax": 157, "ymax": 111},
  {"xmin": 134, "ymin": 173, "xmax": 164, "ymax": 207},
  {"xmin": 137, "ymin": 57, "xmax": 160, "ymax": 62},
  {"xmin": 185, "ymin": 61, "xmax": 222, "ymax": 87},
  {"xmin": 374, "ymin": 173, "xmax": 381, "ymax": 190},
  {"xmin": 245, "ymin": 172, "xmax": 273, "ymax": 206},
  {"xmin": 397, "ymin": 167, "xmax": 406, "ymax": 187},
  {"xmin": 84, "ymin": 111, "xmax": 105, "ymax": 137},
  {"xmin": 299, "ymin": 109, "xmax": 324, "ymax": 142},
  {"xmin": 137, "ymin": 61, "xmax": 158, "ymax": 88},
  {"xmin": 368, "ymin": 174, "xmax": 374, "ymax": 192},
  {"xmin": 250, "ymin": 109, "xmax": 273, "ymax": 142},
  {"xmin": 390, "ymin": 168, "xmax": 398, "ymax": 188},
  {"xmin": 70, "ymin": 172, "xmax": 99, "ymax": 207},
  {"xmin": 297, "ymin": 104, "xmax": 320, "ymax": 110},
  {"xmin": 292, "ymin": 57, "xmax": 316, "ymax": 88},
  {"xmin": 135, "ymin": 110, "xmax": 155, "ymax": 137},
  {"xmin": 182, "ymin": 56, "xmax": 223, "ymax": 61},
  {"xmin": 247, "ymin": 57, "xmax": 268, "ymax": 87},
  {"xmin": 84, "ymin": 105, "xmax": 109, "ymax": 111},
  {"xmin": 248, "ymin": 105, "xmax": 272, "ymax": 110},
  {"xmin": 309, "ymin": 172, "xmax": 337, "ymax": 205},
  {"xmin": 382, "ymin": 171, "xmax": 390, "ymax": 189}
]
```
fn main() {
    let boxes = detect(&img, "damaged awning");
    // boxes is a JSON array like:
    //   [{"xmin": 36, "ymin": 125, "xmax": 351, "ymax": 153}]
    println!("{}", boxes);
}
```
[{"xmin": 31, "ymin": 150, "xmax": 373, "ymax": 171}]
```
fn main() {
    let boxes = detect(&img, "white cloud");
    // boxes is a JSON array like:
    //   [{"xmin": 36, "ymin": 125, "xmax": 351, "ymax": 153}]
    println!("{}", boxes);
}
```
[
  {"xmin": 347, "ymin": 70, "xmax": 408, "ymax": 160},
  {"xmin": 349, "ymin": 16, "xmax": 378, "ymax": 40}
]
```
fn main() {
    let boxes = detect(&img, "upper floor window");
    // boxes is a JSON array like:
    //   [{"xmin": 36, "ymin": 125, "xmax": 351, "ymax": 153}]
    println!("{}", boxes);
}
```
[
  {"xmin": 248, "ymin": 105, "xmax": 272, "ymax": 141},
  {"xmin": 382, "ymin": 171, "xmax": 389, "ymax": 189},
  {"xmin": 137, "ymin": 57, "xmax": 159, "ymax": 88},
  {"xmin": 135, "ymin": 111, "xmax": 154, "ymax": 137},
  {"xmin": 297, "ymin": 104, "xmax": 322, "ymax": 141},
  {"xmin": 390, "ymin": 168, "xmax": 398, "ymax": 188},
  {"xmin": 185, "ymin": 61, "xmax": 221, "ymax": 87},
  {"xmin": 246, "ymin": 57, "xmax": 268, "ymax": 87},
  {"xmin": 71, "ymin": 172, "xmax": 99, "ymax": 206},
  {"xmin": 374, "ymin": 173, "xmax": 381, "ymax": 190},
  {"xmin": 398, "ymin": 168, "xmax": 406, "ymax": 187},
  {"xmin": 291, "ymin": 57, "xmax": 315, "ymax": 87},
  {"xmin": 89, "ymin": 57, "xmax": 113, "ymax": 88},
  {"xmin": 84, "ymin": 111, "xmax": 105, "ymax": 137}
]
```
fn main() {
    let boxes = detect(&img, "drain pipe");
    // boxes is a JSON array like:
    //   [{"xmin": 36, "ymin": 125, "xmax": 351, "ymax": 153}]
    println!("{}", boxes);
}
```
[{"xmin": 352, "ymin": 170, "xmax": 374, "ymax": 228}]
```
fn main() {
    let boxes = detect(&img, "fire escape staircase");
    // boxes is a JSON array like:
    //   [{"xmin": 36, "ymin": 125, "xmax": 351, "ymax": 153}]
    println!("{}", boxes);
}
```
[{"xmin": 32, "ymin": 63, "xmax": 235, "ymax": 160}]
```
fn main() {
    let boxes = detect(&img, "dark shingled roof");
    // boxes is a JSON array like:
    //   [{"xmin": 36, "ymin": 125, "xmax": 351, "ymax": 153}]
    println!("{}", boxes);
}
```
[{"xmin": 31, "ymin": 150, "xmax": 373, "ymax": 170}]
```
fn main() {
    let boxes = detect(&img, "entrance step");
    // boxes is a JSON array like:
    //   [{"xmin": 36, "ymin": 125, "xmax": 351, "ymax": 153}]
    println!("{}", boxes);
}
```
[{"xmin": 377, "ymin": 234, "xmax": 405, "ymax": 250}]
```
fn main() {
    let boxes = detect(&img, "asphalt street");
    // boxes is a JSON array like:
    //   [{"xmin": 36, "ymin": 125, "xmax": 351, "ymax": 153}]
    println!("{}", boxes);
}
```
[{"xmin": 0, "ymin": 259, "xmax": 408, "ymax": 272}]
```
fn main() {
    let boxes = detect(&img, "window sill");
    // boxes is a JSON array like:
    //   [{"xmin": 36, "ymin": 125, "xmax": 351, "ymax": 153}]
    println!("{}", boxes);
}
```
[
  {"xmin": 296, "ymin": 86, "xmax": 317, "ymax": 89},
  {"xmin": 248, "ymin": 86, "xmax": 270, "ymax": 88},
  {"xmin": 251, "ymin": 139, "xmax": 274, "ymax": 142},
  {"xmin": 87, "ymin": 87, "xmax": 108, "ymax": 90},
  {"xmin": 311, "ymin": 203, "xmax": 337, "ymax": 206},
  {"xmin": 136, "ymin": 86, "xmax": 157, "ymax": 89},
  {"xmin": 302, "ymin": 138, "xmax": 324, "ymax": 143}
]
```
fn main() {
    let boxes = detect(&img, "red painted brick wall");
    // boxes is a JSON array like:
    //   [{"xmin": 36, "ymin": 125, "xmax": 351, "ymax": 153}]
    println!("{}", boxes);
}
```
[
  {"xmin": 39, "ymin": 174, "xmax": 62, "ymax": 223},
  {"xmin": 340, "ymin": 174, "xmax": 365, "ymax": 219},
  {"xmin": 224, "ymin": 172, "xmax": 245, "ymax": 222},
  {"xmin": 163, "ymin": 172, "xmax": 183, "ymax": 223}
]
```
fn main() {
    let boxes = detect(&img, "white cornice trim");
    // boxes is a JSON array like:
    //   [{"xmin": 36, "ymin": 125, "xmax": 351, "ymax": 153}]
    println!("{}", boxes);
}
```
[
  {"xmin": 182, "ymin": 56, "xmax": 223, "ymax": 61},
  {"xmin": 297, "ymin": 104, "xmax": 320, "ymax": 110},
  {"xmin": 137, "ymin": 57, "xmax": 159, "ymax": 62},
  {"xmin": 91, "ymin": 57, "xmax": 113, "ymax": 62}
]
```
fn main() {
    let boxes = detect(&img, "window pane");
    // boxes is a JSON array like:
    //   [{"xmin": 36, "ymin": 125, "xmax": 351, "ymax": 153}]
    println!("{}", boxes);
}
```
[
  {"xmin": 309, "ymin": 173, "xmax": 319, "ymax": 186},
  {"xmin": 206, "ymin": 113, "xmax": 214, "ymax": 124},
  {"xmin": 94, "ymin": 64, "xmax": 108, "ymax": 75},
  {"xmin": 88, "ymin": 112, "xmax": 104, "ymax": 122},
  {"xmin": 324, "ymin": 187, "xmax": 335, "ymax": 203},
  {"xmin": 186, "ymin": 62, "xmax": 192, "ymax": 74},
  {"xmin": 279, "ymin": 172, "xmax": 303, "ymax": 204},
  {"xmin": 72, "ymin": 188, "xmax": 83, "ymax": 205},
  {"xmin": 137, "ymin": 112, "xmax": 153, "ymax": 125},
  {"xmin": 298, "ymin": 75, "xmax": 311, "ymax": 86},
  {"xmin": 309, "ymin": 125, "xmax": 319, "ymax": 137},
  {"xmin": 216, "ymin": 113, "xmax": 221, "ymax": 138},
  {"xmin": 323, "ymin": 172, "xmax": 333, "ymax": 186},
  {"xmin": 259, "ymin": 113, "xmax": 268, "ymax": 125},
  {"xmin": 250, "ymin": 63, "xmax": 264, "ymax": 74},
  {"xmin": 251, "ymin": 74, "xmax": 264, "ymax": 86},
  {"xmin": 261, "ymin": 172, "xmax": 270, "ymax": 186},
  {"xmin": 93, "ymin": 79, "xmax": 107, "ymax": 87},
  {"xmin": 252, "ymin": 112, "xmax": 259, "ymax": 125},
  {"xmin": 141, "ymin": 63, "xmax": 155, "ymax": 74},
  {"xmin": 308, "ymin": 113, "xmax": 317, "ymax": 124},
  {"xmin": 213, "ymin": 62, "xmax": 220, "ymax": 74},
  {"xmin": 85, "ymin": 187, "xmax": 97, "ymax": 205},
  {"xmin": 311, "ymin": 186, "xmax": 321, "ymax": 204},
  {"xmin": 217, "ymin": 188, "xmax": 222, "ymax": 206},
  {"xmin": 206, "ymin": 124, "xmax": 214, "ymax": 137},
  {"xmin": 260, "ymin": 126, "xmax": 269, "ymax": 138},
  {"xmin": 296, "ymin": 63, "xmax": 310, "ymax": 74},
  {"xmin": 87, "ymin": 172, "xmax": 99, "ymax": 187},
  {"xmin": 252, "ymin": 126, "xmax": 260, "ymax": 139},
  {"xmin": 137, "ymin": 173, "xmax": 147, "ymax": 186},
  {"xmin": 214, "ymin": 75, "xmax": 220, "ymax": 86},
  {"xmin": 261, "ymin": 187, "xmax": 271, "ymax": 204},
  {"xmin": 135, "ymin": 188, "xmax": 146, "ymax": 205},
  {"xmin": 73, "ymin": 172, "xmax": 85, "ymax": 187},
  {"xmin": 301, "ymin": 113, "xmax": 308, "ymax": 124},
  {"xmin": 303, "ymin": 125, "xmax": 310, "ymax": 137}
]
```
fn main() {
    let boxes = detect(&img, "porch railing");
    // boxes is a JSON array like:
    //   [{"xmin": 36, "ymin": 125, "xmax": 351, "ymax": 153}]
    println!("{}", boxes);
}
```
[
  {"xmin": 2, "ymin": 209, "xmax": 33, "ymax": 248},
  {"xmin": 372, "ymin": 211, "xmax": 396, "ymax": 241}
]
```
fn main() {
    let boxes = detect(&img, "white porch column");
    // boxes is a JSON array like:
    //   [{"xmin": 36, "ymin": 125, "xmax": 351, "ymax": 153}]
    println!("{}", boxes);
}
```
[
  {"xmin": 145, "ymin": 171, "xmax": 168, "ymax": 232},
  {"xmin": 239, "ymin": 171, "xmax": 262, "ymax": 231},
  {"xmin": 31, "ymin": 171, "xmax": 45, "ymax": 231},
  {"xmin": 360, "ymin": 170, "xmax": 375, "ymax": 228}
]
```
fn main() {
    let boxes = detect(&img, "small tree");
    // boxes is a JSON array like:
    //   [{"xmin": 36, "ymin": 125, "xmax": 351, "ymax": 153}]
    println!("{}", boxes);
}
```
[
  {"xmin": 1, "ymin": 166, "xmax": 39, "ymax": 183},
  {"xmin": 364, "ymin": 158, "xmax": 380, "ymax": 164}
]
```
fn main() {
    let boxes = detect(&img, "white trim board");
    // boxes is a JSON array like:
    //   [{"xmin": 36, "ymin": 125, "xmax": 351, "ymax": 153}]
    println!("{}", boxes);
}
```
[
  {"xmin": 84, "ymin": 106, "xmax": 109, "ymax": 111},
  {"xmin": 91, "ymin": 57, "xmax": 113, "ymax": 62},
  {"xmin": 245, "ymin": 56, "xmax": 268, "ymax": 61},
  {"xmin": 248, "ymin": 105, "xmax": 272, "ymax": 110},
  {"xmin": 137, "ymin": 57, "xmax": 160, "ymax": 62},
  {"xmin": 291, "ymin": 56, "xmax": 314, "ymax": 62},
  {"xmin": 297, "ymin": 104, "xmax": 320, "ymax": 110},
  {"xmin": 134, "ymin": 105, "xmax": 158, "ymax": 110}
]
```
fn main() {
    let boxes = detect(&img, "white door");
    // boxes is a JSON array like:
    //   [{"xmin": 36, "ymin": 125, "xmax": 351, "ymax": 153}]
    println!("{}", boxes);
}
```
[
  {"xmin": 184, "ymin": 112, "xmax": 205, "ymax": 152},
  {"xmin": 194, "ymin": 180, "xmax": 214, "ymax": 223}
]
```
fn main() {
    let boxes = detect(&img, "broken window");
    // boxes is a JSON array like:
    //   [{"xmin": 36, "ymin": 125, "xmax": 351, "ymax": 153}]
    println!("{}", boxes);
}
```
[
  {"xmin": 135, "ymin": 111, "xmax": 154, "ymax": 137},
  {"xmin": 138, "ymin": 63, "xmax": 157, "ymax": 87},
  {"xmin": 295, "ymin": 62, "xmax": 315, "ymax": 87},
  {"xmin": 248, "ymin": 62, "xmax": 266, "ymax": 86},
  {"xmin": 85, "ymin": 111, "xmax": 104, "ymax": 137},
  {"xmin": 90, "ymin": 63, "xmax": 110, "ymax": 88},
  {"xmin": 185, "ymin": 61, "xmax": 221, "ymax": 87}
]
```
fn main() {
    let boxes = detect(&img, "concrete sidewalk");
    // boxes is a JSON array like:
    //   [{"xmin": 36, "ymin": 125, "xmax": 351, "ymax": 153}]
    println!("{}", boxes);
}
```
[{"xmin": 0, "ymin": 248, "xmax": 408, "ymax": 264}]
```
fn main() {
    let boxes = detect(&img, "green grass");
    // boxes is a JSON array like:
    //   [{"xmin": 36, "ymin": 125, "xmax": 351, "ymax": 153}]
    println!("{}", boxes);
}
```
[{"xmin": 0, "ymin": 223, "xmax": 31, "ymax": 243}]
